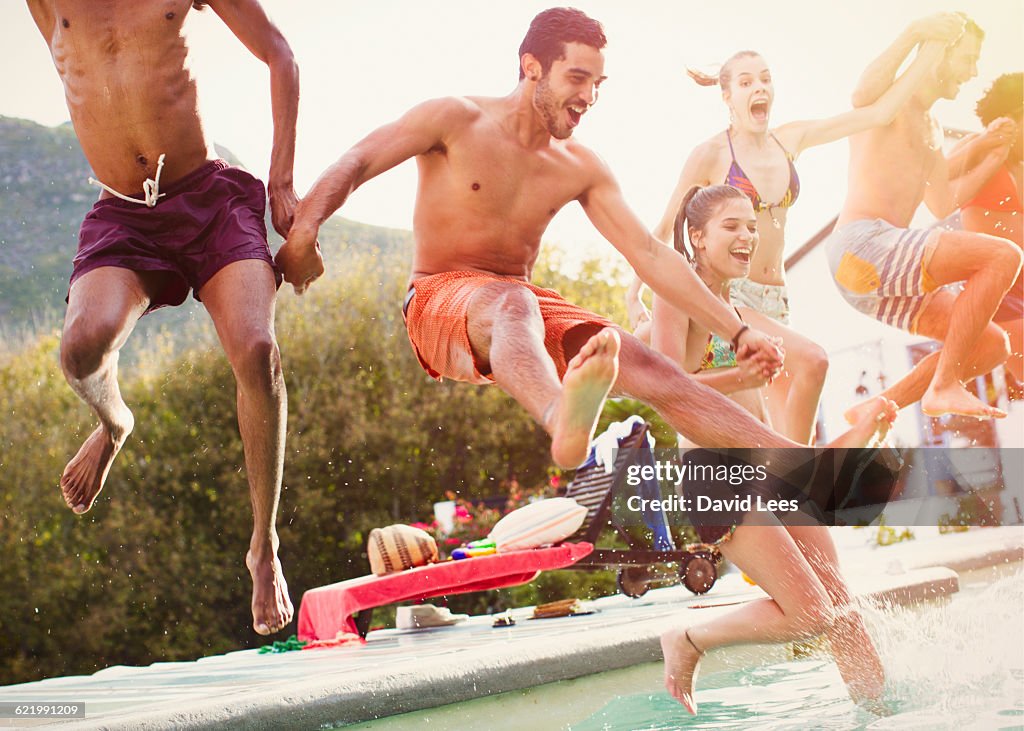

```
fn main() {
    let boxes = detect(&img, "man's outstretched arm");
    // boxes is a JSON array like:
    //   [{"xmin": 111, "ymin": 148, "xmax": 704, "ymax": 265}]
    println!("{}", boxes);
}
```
[
  {"xmin": 580, "ymin": 158, "xmax": 782, "ymax": 371},
  {"xmin": 782, "ymin": 41, "xmax": 947, "ymax": 153},
  {"xmin": 278, "ymin": 97, "xmax": 470, "ymax": 293},
  {"xmin": 209, "ymin": 0, "xmax": 299, "ymax": 238},
  {"xmin": 851, "ymin": 13, "xmax": 963, "ymax": 107},
  {"xmin": 925, "ymin": 139, "xmax": 1010, "ymax": 220},
  {"xmin": 947, "ymin": 119, "xmax": 1017, "ymax": 179}
]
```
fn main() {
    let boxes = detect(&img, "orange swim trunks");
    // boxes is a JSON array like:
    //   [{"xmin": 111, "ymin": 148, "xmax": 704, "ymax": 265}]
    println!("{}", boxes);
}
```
[{"xmin": 403, "ymin": 271, "xmax": 615, "ymax": 385}]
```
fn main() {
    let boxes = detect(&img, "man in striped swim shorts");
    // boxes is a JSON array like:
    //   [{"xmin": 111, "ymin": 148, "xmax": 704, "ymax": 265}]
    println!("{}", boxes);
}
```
[
  {"xmin": 826, "ymin": 219, "xmax": 941, "ymax": 334},
  {"xmin": 827, "ymin": 13, "xmax": 1021, "ymax": 422}
]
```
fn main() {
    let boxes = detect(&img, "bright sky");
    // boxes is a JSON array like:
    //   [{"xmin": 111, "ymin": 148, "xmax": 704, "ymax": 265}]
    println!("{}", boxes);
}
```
[
  {"xmin": 3, "ymin": 0, "xmax": 1022, "ymax": 441},
  {"xmin": 3, "ymin": 1, "xmax": 1023, "ymax": 437}
]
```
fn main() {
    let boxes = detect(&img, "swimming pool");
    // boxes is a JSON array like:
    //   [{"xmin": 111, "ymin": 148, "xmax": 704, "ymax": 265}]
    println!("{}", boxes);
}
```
[{"xmin": 349, "ymin": 565, "xmax": 1023, "ymax": 731}]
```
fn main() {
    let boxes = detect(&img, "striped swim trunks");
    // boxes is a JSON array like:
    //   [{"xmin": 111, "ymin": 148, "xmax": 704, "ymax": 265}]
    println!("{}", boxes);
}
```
[{"xmin": 824, "ymin": 218, "xmax": 942, "ymax": 333}]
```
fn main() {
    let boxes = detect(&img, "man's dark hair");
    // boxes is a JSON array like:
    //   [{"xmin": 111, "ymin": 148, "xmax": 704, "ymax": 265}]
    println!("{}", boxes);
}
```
[
  {"xmin": 518, "ymin": 7, "xmax": 607, "ymax": 80},
  {"xmin": 976, "ymin": 72, "xmax": 1023, "ymax": 126}
]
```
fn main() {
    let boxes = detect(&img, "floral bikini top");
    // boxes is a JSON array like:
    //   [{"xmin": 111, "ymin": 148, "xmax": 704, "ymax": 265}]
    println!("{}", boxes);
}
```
[
  {"xmin": 724, "ymin": 129, "xmax": 800, "ymax": 227},
  {"xmin": 698, "ymin": 307, "xmax": 742, "ymax": 372},
  {"xmin": 700, "ymin": 332, "xmax": 737, "ymax": 372}
]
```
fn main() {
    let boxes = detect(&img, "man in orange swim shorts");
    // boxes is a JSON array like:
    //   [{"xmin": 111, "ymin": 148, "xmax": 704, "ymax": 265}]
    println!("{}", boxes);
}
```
[{"xmin": 279, "ymin": 7, "xmax": 893, "ymax": 467}]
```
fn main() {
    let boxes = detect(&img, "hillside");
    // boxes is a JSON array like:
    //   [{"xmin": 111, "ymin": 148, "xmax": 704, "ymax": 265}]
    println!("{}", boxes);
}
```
[
  {"xmin": 0, "ymin": 115, "xmax": 411, "ymax": 345},
  {"xmin": 0, "ymin": 117, "xmax": 90, "ymax": 325}
]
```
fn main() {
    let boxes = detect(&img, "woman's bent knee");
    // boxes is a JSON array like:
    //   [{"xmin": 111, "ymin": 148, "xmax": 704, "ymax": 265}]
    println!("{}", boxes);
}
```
[{"xmin": 791, "ymin": 342, "xmax": 829, "ymax": 383}]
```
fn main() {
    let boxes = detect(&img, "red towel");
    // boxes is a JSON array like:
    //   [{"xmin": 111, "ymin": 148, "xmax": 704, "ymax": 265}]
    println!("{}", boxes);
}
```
[{"xmin": 297, "ymin": 542, "xmax": 593, "ymax": 642}]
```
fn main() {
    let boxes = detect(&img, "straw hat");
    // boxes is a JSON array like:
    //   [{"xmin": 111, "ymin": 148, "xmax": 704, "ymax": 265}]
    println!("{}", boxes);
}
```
[{"xmin": 367, "ymin": 524, "xmax": 439, "ymax": 576}]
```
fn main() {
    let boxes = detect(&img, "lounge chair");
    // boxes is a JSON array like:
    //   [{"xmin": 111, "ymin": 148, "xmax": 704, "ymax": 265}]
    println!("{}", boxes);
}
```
[{"xmin": 561, "ymin": 418, "xmax": 722, "ymax": 599}]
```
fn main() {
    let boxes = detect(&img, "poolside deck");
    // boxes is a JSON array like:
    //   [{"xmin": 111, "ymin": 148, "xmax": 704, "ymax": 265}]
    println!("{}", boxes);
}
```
[{"xmin": 3, "ymin": 526, "xmax": 1021, "ymax": 730}]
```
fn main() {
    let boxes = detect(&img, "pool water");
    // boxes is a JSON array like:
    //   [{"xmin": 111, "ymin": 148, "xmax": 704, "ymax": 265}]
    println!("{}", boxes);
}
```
[
  {"xmin": 351, "ymin": 566, "xmax": 1023, "ymax": 731},
  {"xmin": 572, "ymin": 568, "xmax": 1024, "ymax": 731},
  {"xmin": 571, "ymin": 657, "xmax": 1022, "ymax": 730}
]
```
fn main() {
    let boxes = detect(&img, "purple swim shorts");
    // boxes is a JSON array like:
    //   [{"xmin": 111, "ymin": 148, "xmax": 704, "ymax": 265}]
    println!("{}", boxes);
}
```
[{"xmin": 69, "ymin": 159, "xmax": 282, "ymax": 314}]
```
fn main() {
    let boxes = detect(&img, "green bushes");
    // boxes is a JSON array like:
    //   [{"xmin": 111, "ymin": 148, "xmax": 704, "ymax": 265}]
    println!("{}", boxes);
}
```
[{"xmin": 0, "ymin": 241, "xmax": 634, "ymax": 684}]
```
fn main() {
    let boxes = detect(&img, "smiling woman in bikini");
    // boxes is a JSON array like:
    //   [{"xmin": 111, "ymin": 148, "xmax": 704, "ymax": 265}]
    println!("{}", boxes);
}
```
[
  {"xmin": 651, "ymin": 185, "xmax": 773, "ymax": 426},
  {"xmin": 651, "ymin": 184, "xmax": 896, "ymax": 714},
  {"xmin": 630, "ymin": 22, "xmax": 948, "ymax": 444}
]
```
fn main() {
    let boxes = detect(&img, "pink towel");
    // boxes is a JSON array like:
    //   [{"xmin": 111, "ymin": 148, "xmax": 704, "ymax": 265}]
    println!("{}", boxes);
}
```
[{"xmin": 297, "ymin": 542, "xmax": 593, "ymax": 641}]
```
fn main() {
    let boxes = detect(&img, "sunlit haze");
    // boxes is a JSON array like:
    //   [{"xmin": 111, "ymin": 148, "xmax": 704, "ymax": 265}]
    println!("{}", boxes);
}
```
[{"xmin": 2, "ymin": 1, "xmax": 1022, "ymax": 441}]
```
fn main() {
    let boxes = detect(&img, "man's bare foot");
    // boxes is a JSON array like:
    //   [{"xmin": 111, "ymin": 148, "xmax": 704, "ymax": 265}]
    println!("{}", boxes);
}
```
[
  {"xmin": 829, "ymin": 398, "xmax": 897, "ymax": 448},
  {"xmin": 661, "ymin": 626, "xmax": 703, "ymax": 714},
  {"xmin": 921, "ymin": 382, "xmax": 1006, "ymax": 419},
  {"xmin": 247, "ymin": 547, "xmax": 293, "ymax": 635},
  {"xmin": 550, "ymin": 328, "xmax": 620, "ymax": 468},
  {"xmin": 60, "ymin": 411, "xmax": 133, "ymax": 514},
  {"xmin": 844, "ymin": 396, "xmax": 894, "ymax": 426}
]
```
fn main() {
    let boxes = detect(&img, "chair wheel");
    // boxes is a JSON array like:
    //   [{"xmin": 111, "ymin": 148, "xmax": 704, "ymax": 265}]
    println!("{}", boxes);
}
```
[
  {"xmin": 617, "ymin": 566, "xmax": 650, "ymax": 598},
  {"xmin": 680, "ymin": 554, "xmax": 717, "ymax": 595}
]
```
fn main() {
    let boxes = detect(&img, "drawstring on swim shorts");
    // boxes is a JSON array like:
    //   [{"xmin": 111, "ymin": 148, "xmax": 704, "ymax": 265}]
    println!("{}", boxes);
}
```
[{"xmin": 88, "ymin": 153, "xmax": 166, "ymax": 207}]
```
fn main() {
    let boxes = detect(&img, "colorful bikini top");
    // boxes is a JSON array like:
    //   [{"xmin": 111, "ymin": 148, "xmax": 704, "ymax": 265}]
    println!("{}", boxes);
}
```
[
  {"xmin": 700, "ymin": 332, "xmax": 737, "ymax": 372},
  {"xmin": 699, "ymin": 307, "xmax": 742, "ymax": 372},
  {"xmin": 724, "ymin": 129, "xmax": 800, "ymax": 226}
]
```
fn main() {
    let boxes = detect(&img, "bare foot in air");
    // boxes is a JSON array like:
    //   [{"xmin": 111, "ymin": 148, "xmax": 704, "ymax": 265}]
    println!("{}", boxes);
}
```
[
  {"xmin": 829, "ymin": 398, "xmax": 897, "ymax": 448},
  {"xmin": 247, "ymin": 546, "xmax": 294, "ymax": 635},
  {"xmin": 60, "ymin": 410, "xmax": 134, "ymax": 514},
  {"xmin": 844, "ymin": 396, "xmax": 893, "ymax": 426},
  {"xmin": 550, "ymin": 328, "xmax": 620, "ymax": 468},
  {"xmin": 661, "ymin": 627, "xmax": 703, "ymax": 714},
  {"xmin": 921, "ymin": 382, "xmax": 1006, "ymax": 419}
]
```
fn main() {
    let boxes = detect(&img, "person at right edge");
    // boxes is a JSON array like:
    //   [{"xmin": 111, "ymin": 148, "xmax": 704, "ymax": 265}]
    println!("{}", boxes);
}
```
[{"xmin": 831, "ymin": 14, "xmax": 1022, "ymax": 424}]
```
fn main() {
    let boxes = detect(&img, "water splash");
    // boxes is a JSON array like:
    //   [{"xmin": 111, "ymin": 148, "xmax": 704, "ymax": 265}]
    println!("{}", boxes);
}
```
[
  {"xmin": 861, "ymin": 570, "xmax": 1024, "ymax": 728},
  {"xmin": 571, "ymin": 570, "xmax": 1024, "ymax": 731}
]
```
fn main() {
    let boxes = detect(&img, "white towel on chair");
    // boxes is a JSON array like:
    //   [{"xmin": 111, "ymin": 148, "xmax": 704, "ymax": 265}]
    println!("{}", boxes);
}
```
[{"xmin": 592, "ymin": 415, "xmax": 653, "ymax": 474}]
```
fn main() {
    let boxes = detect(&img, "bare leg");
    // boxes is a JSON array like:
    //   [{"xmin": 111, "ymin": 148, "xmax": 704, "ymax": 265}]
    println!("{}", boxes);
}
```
[
  {"xmin": 997, "ymin": 315, "xmax": 1023, "ymax": 382},
  {"xmin": 199, "ymin": 260, "xmax": 292, "ymax": 635},
  {"xmin": 550, "ymin": 330, "xmax": 620, "ymax": 467},
  {"xmin": 632, "ymin": 318, "xmax": 652, "ymax": 347},
  {"xmin": 614, "ymin": 332, "xmax": 795, "ymax": 449},
  {"xmin": 845, "ymin": 290, "xmax": 1012, "ymax": 423},
  {"xmin": 613, "ymin": 332, "xmax": 890, "ymax": 456},
  {"xmin": 919, "ymin": 230, "xmax": 1021, "ymax": 417},
  {"xmin": 740, "ymin": 308, "xmax": 828, "ymax": 444},
  {"xmin": 59, "ymin": 267, "xmax": 159, "ymax": 513},
  {"xmin": 465, "ymin": 283, "xmax": 618, "ymax": 468},
  {"xmin": 661, "ymin": 519, "xmax": 835, "ymax": 713},
  {"xmin": 786, "ymin": 525, "xmax": 884, "ymax": 702}
]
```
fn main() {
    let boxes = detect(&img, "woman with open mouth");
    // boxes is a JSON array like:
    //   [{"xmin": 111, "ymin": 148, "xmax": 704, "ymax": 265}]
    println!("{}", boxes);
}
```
[{"xmin": 629, "ymin": 19, "xmax": 950, "ymax": 444}]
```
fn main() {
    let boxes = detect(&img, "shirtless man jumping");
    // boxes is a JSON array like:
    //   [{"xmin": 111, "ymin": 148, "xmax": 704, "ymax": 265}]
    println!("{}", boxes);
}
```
[
  {"xmin": 279, "ymin": 8, "xmax": 893, "ymax": 474},
  {"xmin": 827, "ymin": 13, "xmax": 1023, "ymax": 422},
  {"xmin": 27, "ymin": 0, "xmax": 296, "ymax": 635}
]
